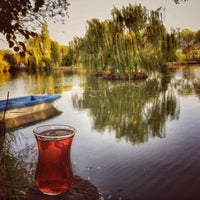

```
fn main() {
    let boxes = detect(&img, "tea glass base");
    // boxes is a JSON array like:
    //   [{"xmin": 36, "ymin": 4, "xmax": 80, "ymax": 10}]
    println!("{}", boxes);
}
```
[{"xmin": 38, "ymin": 187, "xmax": 69, "ymax": 195}]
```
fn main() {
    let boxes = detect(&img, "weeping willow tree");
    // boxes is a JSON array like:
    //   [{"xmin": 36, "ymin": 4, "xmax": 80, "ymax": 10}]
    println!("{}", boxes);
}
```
[
  {"xmin": 25, "ymin": 24, "xmax": 52, "ymax": 71},
  {"xmin": 73, "ymin": 4, "xmax": 178, "ymax": 80},
  {"xmin": 14, "ymin": 24, "xmax": 65, "ymax": 72}
]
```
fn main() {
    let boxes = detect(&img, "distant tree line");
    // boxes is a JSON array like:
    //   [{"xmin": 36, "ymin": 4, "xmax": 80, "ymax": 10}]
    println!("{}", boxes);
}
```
[
  {"xmin": 0, "ymin": 24, "xmax": 74, "ymax": 72},
  {"xmin": 1, "ymin": 3, "xmax": 200, "ymax": 77},
  {"xmin": 0, "ymin": 0, "xmax": 186, "ymax": 55}
]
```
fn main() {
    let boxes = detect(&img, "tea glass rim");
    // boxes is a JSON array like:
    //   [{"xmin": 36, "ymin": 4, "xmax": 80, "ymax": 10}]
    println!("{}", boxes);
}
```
[{"xmin": 33, "ymin": 124, "xmax": 76, "ymax": 140}]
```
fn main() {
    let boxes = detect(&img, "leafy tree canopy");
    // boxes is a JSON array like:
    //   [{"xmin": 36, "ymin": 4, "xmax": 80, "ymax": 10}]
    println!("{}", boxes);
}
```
[
  {"xmin": 0, "ymin": 0, "xmax": 69, "ymax": 56},
  {"xmin": 0, "ymin": 0, "xmax": 188, "ymax": 56}
]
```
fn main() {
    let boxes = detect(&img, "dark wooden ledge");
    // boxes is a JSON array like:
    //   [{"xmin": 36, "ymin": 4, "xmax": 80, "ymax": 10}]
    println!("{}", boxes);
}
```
[{"xmin": 25, "ymin": 176, "xmax": 101, "ymax": 200}]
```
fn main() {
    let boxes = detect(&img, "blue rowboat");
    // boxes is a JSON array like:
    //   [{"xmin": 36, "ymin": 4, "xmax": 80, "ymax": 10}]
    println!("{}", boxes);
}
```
[{"xmin": 0, "ymin": 94, "xmax": 61, "ymax": 120}]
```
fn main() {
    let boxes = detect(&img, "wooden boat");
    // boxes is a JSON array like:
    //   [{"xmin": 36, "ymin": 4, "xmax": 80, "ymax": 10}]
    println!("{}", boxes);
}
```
[{"xmin": 0, "ymin": 94, "xmax": 61, "ymax": 120}]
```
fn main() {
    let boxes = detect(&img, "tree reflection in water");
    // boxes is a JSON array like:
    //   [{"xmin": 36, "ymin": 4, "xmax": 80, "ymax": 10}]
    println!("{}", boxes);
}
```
[
  {"xmin": 0, "ymin": 131, "xmax": 37, "ymax": 199},
  {"xmin": 72, "ymin": 76, "xmax": 180, "ymax": 144}
]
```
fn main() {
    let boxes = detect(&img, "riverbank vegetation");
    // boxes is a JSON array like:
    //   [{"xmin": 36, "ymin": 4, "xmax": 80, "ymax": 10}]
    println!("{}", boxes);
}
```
[{"xmin": 1, "ymin": 4, "xmax": 200, "ymax": 80}]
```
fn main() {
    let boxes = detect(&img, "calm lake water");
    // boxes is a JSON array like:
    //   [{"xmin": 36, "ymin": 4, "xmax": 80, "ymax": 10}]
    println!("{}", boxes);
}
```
[{"xmin": 1, "ymin": 66, "xmax": 200, "ymax": 200}]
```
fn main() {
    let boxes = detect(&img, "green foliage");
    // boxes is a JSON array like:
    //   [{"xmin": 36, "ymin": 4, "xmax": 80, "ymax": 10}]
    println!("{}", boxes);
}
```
[
  {"xmin": 177, "ymin": 28, "xmax": 200, "ymax": 61},
  {"xmin": 0, "ymin": 2, "xmax": 197, "ymax": 75},
  {"xmin": 0, "ymin": 24, "xmax": 74, "ymax": 72},
  {"xmin": 162, "ymin": 30, "xmax": 179, "ymax": 62},
  {"xmin": 3, "ymin": 51, "xmax": 17, "ymax": 67},
  {"xmin": 61, "ymin": 45, "xmax": 74, "ymax": 66},
  {"xmin": 23, "ymin": 24, "xmax": 71, "ymax": 71},
  {"xmin": 51, "ymin": 41, "xmax": 61, "ymax": 66},
  {"xmin": 0, "ymin": 59, "xmax": 10, "ymax": 72},
  {"xmin": 194, "ymin": 30, "xmax": 200, "ymax": 48},
  {"xmin": 40, "ymin": 57, "xmax": 53, "ymax": 71},
  {"xmin": 0, "ymin": 51, "xmax": 10, "ymax": 72},
  {"xmin": 41, "ymin": 24, "xmax": 51, "ymax": 59},
  {"xmin": 175, "ymin": 51, "xmax": 186, "ymax": 61},
  {"xmin": 192, "ymin": 50, "xmax": 200, "ymax": 61},
  {"xmin": 73, "ymin": 4, "xmax": 175, "ymax": 78},
  {"xmin": 179, "ymin": 29, "xmax": 194, "ymax": 60}
]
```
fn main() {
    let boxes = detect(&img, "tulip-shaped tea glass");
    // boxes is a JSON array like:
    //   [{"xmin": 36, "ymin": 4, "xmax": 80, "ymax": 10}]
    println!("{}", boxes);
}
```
[{"xmin": 33, "ymin": 124, "xmax": 75, "ymax": 195}]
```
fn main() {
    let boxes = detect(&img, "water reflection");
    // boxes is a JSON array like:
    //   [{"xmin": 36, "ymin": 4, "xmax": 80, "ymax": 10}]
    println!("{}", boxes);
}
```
[
  {"xmin": 27, "ymin": 71, "xmax": 74, "ymax": 94},
  {"xmin": 0, "ymin": 71, "xmax": 75, "ymax": 96},
  {"xmin": 172, "ymin": 65, "xmax": 200, "ymax": 96},
  {"xmin": 72, "ymin": 76, "xmax": 180, "ymax": 144},
  {"xmin": 1, "ymin": 67, "xmax": 199, "ymax": 146},
  {"xmin": 0, "ymin": 72, "xmax": 11, "ymax": 83}
]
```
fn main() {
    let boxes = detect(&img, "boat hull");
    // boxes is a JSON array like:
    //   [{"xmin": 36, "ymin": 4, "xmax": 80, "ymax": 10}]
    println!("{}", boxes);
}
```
[
  {"xmin": 0, "ymin": 102, "xmax": 53, "ymax": 119},
  {"xmin": 0, "ymin": 94, "xmax": 61, "ymax": 120}
]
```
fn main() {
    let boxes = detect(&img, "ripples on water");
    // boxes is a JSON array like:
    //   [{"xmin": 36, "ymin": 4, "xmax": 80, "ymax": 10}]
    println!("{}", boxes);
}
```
[{"xmin": 1, "ymin": 66, "xmax": 200, "ymax": 199}]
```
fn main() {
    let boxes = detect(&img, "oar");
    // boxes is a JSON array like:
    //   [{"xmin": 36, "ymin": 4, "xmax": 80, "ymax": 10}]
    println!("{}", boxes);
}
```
[{"xmin": 2, "ymin": 91, "xmax": 9, "ymax": 120}]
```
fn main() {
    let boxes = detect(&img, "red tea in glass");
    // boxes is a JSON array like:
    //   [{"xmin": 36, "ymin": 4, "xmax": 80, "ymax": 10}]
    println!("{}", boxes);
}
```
[{"xmin": 33, "ymin": 124, "xmax": 75, "ymax": 195}]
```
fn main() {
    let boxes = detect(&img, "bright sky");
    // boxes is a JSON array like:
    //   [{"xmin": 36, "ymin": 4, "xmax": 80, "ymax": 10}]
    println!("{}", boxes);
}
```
[
  {"xmin": 47, "ymin": 0, "xmax": 200, "ymax": 45},
  {"xmin": 0, "ymin": 0, "xmax": 200, "ymax": 49}
]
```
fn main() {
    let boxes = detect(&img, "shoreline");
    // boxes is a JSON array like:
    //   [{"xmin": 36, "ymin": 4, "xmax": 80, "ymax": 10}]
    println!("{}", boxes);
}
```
[
  {"xmin": 167, "ymin": 61, "xmax": 200, "ymax": 66},
  {"xmin": 3, "ymin": 61, "xmax": 200, "ymax": 73}
]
